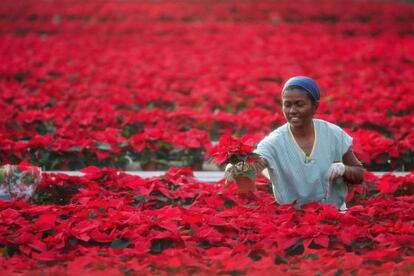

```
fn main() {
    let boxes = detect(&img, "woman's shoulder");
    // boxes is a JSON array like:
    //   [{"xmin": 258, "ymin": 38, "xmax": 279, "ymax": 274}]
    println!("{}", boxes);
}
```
[
  {"xmin": 268, "ymin": 123, "xmax": 289, "ymax": 139},
  {"xmin": 314, "ymin": 118, "xmax": 344, "ymax": 134},
  {"xmin": 314, "ymin": 118, "xmax": 351, "ymax": 144}
]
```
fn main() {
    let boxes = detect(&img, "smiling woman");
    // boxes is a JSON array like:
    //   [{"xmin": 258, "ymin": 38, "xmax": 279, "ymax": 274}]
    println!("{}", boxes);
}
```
[{"xmin": 226, "ymin": 76, "xmax": 365, "ymax": 210}]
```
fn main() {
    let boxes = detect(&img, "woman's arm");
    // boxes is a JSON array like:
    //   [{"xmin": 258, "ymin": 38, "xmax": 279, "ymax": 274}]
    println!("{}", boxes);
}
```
[
  {"xmin": 342, "ymin": 147, "xmax": 365, "ymax": 184},
  {"xmin": 251, "ymin": 158, "xmax": 268, "ymax": 174}
]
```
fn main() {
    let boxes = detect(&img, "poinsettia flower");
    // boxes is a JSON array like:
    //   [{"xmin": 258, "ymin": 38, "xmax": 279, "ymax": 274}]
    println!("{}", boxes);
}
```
[{"xmin": 207, "ymin": 134, "xmax": 260, "ymax": 165}]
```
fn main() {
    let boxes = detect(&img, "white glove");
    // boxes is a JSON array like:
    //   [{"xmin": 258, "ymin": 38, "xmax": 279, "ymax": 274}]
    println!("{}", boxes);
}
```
[
  {"xmin": 224, "ymin": 163, "xmax": 236, "ymax": 183},
  {"xmin": 326, "ymin": 162, "xmax": 346, "ymax": 182}
]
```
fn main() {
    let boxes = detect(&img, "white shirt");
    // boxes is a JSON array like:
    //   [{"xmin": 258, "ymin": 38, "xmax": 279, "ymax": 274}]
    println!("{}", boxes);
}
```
[{"xmin": 255, "ymin": 119, "xmax": 352, "ymax": 209}]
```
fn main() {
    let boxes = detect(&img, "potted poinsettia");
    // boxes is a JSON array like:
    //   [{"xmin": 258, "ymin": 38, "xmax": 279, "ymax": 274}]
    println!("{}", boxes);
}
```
[
  {"xmin": 171, "ymin": 128, "xmax": 211, "ymax": 170},
  {"xmin": 207, "ymin": 134, "xmax": 260, "ymax": 193},
  {"xmin": 0, "ymin": 164, "xmax": 42, "ymax": 201}
]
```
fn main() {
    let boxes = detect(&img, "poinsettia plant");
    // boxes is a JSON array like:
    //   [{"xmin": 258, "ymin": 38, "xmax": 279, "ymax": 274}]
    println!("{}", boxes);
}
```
[
  {"xmin": 171, "ymin": 128, "xmax": 211, "ymax": 170},
  {"xmin": 128, "ymin": 127, "xmax": 173, "ymax": 170},
  {"xmin": 0, "ymin": 164, "xmax": 42, "ymax": 201},
  {"xmin": 207, "ymin": 134, "xmax": 260, "ymax": 180},
  {"xmin": 1, "ymin": 167, "xmax": 413, "ymax": 275}
]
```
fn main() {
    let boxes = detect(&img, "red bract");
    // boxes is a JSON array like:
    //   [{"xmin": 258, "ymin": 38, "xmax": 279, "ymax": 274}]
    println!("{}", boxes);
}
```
[
  {"xmin": 129, "ymin": 127, "xmax": 171, "ymax": 152},
  {"xmin": 376, "ymin": 173, "xmax": 414, "ymax": 195},
  {"xmin": 34, "ymin": 213, "xmax": 58, "ymax": 232},
  {"xmin": 171, "ymin": 129, "xmax": 211, "ymax": 150},
  {"xmin": 207, "ymin": 134, "xmax": 259, "ymax": 165}
]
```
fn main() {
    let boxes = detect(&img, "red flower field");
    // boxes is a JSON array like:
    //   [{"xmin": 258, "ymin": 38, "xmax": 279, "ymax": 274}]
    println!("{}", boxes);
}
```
[
  {"xmin": 0, "ymin": 0, "xmax": 413, "ymax": 171},
  {"xmin": 0, "ymin": 168, "xmax": 413, "ymax": 274},
  {"xmin": 0, "ymin": 0, "xmax": 413, "ymax": 274}
]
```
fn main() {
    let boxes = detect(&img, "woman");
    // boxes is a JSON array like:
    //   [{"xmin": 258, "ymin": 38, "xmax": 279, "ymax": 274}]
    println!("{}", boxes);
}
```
[{"xmin": 226, "ymin": 76, "xmax": 364, "ymax": 210}]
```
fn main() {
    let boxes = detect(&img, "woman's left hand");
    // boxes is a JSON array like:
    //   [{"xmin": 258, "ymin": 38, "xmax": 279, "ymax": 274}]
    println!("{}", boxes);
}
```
[{"xmin": 326, "ymin": 162, "xmax": 346, "ymax": 182}]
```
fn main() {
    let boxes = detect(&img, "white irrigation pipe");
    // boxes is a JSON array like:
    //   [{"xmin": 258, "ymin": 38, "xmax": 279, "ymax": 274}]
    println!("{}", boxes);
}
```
[{"xmin": 44, "ymin": 171, "xmax": 410, "ymax": 183}]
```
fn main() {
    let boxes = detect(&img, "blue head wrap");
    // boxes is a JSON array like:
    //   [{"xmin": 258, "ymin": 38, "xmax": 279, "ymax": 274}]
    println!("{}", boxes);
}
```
[{"xmin": 282, "ymin": 76, "xmax": 320, "ymax": 102}]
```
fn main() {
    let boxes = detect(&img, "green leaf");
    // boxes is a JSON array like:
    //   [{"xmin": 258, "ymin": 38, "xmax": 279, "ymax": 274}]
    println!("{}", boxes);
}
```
[
  {"xmin": 274, "ymin": 253, "xmax": 289, "ymax": 264},
  {"xmin": 69, "ymin": 146, "xmax": 81, "ymax": 152},
  {"xmin": 0, "ymin": 246, "xmax": 9, "ymax": 258},
  {"xmin": 198, "ymin": 240, "xmax": 211, "ymax": 249},
  {"xmin": 167, "ymin": 266, "xmax": 181, "ymax": 272},
  {"xmin": 22, "ymin": 172, "xmax": 34, "ymax": 183},
  {"xmin": 146, "ymin": 102, "xmax": 154, "ymax": 110},
  {"xmin": 285, "ymin": 238, "xmax": 304, "ymax": 256},
  {"xmin": 304, "ymin": 253, "xmax": 319, "ymax": 260},
  {"xmin": 243, "ymin": 169, "xmax": 256, "ymax": 180},
  {"xmin": 224, "ymin": 199, "xmax": 236, "ymax": 208},
  {"xmin": 87, "ymin": 211, "xmax": 97, "ymax": 220},
  {"xmin": 96, "ymin": 262, "xmax": 106, "ymax": 270},
  {"xmin": 69, "ymin": 238, "xmax": 79, "ymax": 246},
  {"xmin": 134, "ymin": 194, "xmax": 147, "ymax": 207},
  {"xmin": 402, "ymin": 262, "xmax": 414, "ymax": 273},
  {"xmin": 34, "ymin": 191, "xmax": 53, "ymax": 205},
  {"xmin": 134, "ymin": 195, "xmax": 147, "ymax": 201},
  {"xmin": 41, "ymin": 229, "xmax": 56, "ymax": 239},
  {"xmin": 150, "ymin": 238, "xmax": 173, "ymax": 254},
  {"xmin": 96, "ymin": 142, "xmax": 112, "ymax": 151},
  {"xmin": 110, "ymin": 238, "xmax": 131, "ymax": 249},
  {"xmin": 157, "ymin": 195, "xmax": 169, "ymax": 203},
  {"xmin": 118, "ymin": 141, "xmax": 129, "ymax": 148},
  {"xmin": 248, "ymin": 250, "xmax": 262, "ymax": 261}
]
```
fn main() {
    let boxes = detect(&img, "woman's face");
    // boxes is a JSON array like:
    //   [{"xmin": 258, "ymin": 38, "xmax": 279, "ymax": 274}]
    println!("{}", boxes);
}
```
[{"xmin": 282, "ymin": 88, "xmax": 317, "ymax": 129}]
